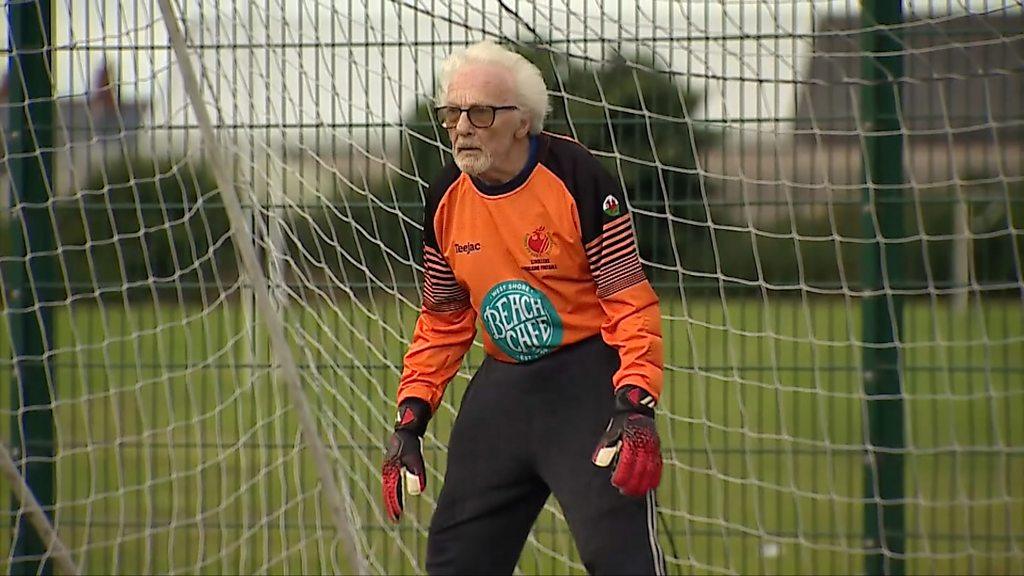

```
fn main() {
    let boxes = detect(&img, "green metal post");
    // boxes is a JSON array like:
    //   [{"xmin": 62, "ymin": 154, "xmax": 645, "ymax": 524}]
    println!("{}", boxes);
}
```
[
  {"xmin": 860, "ymin": 2, "xmax": 905, "ymax": 575},
  {"xmin": 6, "ymin": 1, "xmax": 56, "ymax": 574}
]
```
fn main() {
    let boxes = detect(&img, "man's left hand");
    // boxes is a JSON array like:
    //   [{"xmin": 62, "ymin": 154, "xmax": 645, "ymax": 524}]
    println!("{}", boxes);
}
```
[
  {"xmin": 382, "ymin": 398, "xmax": 431, "ymax": 523},
  {"xmin": 592, "ymin": 385, "xmax": 663, "ymax": 497}
]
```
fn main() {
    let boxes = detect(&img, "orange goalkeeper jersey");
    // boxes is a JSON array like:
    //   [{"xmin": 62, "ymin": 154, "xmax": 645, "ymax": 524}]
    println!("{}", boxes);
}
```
[{"xmin": 396, "ymin": 133, "xmax": 663, "ymax": 411}]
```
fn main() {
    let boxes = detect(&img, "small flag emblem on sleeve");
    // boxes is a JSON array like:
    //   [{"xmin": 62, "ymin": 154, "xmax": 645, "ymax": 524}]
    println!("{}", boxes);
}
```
[{"xmin": 602, "ymin": 195, "xmax": 620, "ymax": 216}]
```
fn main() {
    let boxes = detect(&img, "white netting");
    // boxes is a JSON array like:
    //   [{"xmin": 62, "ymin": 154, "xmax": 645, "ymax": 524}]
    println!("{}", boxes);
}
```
[{"xmin": 0, "ymin": 1, "xmax": 1021, "ymax": 574}]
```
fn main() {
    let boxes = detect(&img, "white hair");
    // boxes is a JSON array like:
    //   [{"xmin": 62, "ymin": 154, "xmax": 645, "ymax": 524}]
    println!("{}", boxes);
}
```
[{"xmin": 437, "ymin": 40, "xmax": 550, "ymax": 135}]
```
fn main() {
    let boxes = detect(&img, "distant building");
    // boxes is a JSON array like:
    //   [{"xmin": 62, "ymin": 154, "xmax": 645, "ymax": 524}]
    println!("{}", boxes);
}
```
[
  {"xmin": 0, "ymin": 59, "xmax": 151, "ymax": 201},
  {"xmin": 703, "ymin": 11, "xmax": 1023, "ymax": 220}
]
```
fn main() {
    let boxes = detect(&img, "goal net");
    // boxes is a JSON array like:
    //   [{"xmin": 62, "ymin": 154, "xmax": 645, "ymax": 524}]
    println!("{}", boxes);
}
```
[{"xmin": 0, "ymin": 1, "xmax": 1021, "ymax": 574}]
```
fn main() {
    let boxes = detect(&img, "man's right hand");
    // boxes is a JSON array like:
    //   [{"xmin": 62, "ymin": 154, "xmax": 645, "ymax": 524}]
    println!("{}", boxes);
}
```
[{"xmin": 382, "ymin": 398, "xmax": 430, "ymax": 523}]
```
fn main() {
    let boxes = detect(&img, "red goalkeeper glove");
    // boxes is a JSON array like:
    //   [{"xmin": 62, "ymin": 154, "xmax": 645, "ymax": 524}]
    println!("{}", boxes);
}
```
[
  {"xmin": 592, "ymin": 385, "xmax": 663, "ymax": 498},
  {"xmin": 382, "ymin": 398, "xmax": 430, "ymax": 523}
]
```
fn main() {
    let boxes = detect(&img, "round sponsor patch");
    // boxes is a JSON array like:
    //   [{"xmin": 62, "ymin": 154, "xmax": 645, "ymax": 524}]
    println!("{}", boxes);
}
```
[{"xmin": 480, "ymin": 280, "xmax": 563, "ymax": 362}]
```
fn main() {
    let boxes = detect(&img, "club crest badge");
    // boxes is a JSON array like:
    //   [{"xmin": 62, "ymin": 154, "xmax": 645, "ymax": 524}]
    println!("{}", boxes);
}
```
[
  {"xmin": 602, "ymin": 195, "xmax": 621, "ymax": 216},
  {"xmin": 525, "ymin": 226, "xmax": 554, "ymax": 257}
]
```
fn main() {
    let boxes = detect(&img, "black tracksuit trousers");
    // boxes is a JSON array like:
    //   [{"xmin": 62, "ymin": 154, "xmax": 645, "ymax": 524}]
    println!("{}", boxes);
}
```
[{"xmin": 425, "ymin": 335, "xmax": 666, "ymax": 575}]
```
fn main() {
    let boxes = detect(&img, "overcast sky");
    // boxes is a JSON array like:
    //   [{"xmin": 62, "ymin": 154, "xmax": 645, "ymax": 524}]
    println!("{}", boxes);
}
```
[{"xmin": 2, "ymin": 0, "xmax": 1021, "ymax": 139}]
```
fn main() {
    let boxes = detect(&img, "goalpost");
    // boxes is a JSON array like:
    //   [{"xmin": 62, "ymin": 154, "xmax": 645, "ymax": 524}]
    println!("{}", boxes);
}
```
[{"xmin": 1, "ymin": 1, "xmax": 1021, "ymax": 574}]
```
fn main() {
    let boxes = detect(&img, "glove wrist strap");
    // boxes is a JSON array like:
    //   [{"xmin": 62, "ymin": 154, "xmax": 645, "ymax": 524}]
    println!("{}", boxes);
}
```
[
  {"xmin": 395, "ymin": 397, "xmax": 431, "ymax": 437},
  {"xmin": 614, "ymin": 385, "xmax": 657, "ymax": 418}
]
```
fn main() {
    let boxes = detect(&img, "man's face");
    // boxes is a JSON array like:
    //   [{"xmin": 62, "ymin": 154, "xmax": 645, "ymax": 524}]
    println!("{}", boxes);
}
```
[{"xmin": 442, "ymin": 64, "xmax": 529, "ymax": 179}]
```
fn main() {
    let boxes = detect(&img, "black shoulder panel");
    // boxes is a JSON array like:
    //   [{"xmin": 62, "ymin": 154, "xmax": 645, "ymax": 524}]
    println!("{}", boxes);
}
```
[
  {"xmin": 537, "ymin": 133, "xmax": 628, "ymax": 246},
  {"xmin": 422, "ymin": 162, "xmax": 463, "ymax": 248}
]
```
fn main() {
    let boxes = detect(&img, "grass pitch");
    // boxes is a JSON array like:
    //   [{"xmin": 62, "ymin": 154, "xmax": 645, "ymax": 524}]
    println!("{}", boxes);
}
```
[{"xmin": 0, "ymin": 293, "xmax": 1020, "ymax": 574}]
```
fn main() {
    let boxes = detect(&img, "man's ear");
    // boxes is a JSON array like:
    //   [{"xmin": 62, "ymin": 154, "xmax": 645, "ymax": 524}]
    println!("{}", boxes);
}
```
[{"xmin": 515, "ymin": 114, "xmax": 531, "ymax": 139}]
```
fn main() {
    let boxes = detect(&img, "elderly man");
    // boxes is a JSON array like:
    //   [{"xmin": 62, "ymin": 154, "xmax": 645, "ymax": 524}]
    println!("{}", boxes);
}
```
[{"xmin": 382, "ymin": 39, "xmax": 666, "ymax": 575}]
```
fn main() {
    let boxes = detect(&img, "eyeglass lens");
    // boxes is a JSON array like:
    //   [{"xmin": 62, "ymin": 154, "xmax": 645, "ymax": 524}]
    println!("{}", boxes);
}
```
[{"xmin": 437, "ymin": 106, "xmax": 496, "ymax": 128}]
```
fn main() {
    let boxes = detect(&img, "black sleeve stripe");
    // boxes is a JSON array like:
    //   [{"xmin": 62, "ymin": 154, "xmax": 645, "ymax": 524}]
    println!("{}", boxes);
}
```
[
  {"xmin": 591, "ymin": 271, "xmax": 646, "ymax": 297},
  {"xmin": 596, "ymin": 271, "xmax": 648, "ymax": 299},
  {"xmin": 587, "ymin": 223, "xmax": 640, "ymax": 269},
  {"xmin": 602, "ymin": 222, "xmax": 635, "ymax": 243},
  {"xmin": 424, "ymin": 285, "xmax": 464, "ymax": 299},
  {"xmin": 600, "ymin": 259, "xmax": 645, "ymax": 282},
  {"xmin": 424, "ymin": 276, "xmax": 461, "ymax": 288},
  {"xmin": 593, "ymin": 252, "xmax": 638, "ymax": 278},
  {"xmin": 587, "ymin": 231, "xmax": 634, "ymax": 260},
  {"xmin": 593, "ymin": 234, "xmax": 636, "ymax": 261},
  {"xmin": 423, "ymin": 249, "xmax": 450, "ymax": 267},
  {"xmin": 424, "ymin": 299, "xmax": 472, "ymax": 313},
  {"xmin": 424, "ymin": 266, "xmax": 459, "ymax": 282},
  {"xmin": 603, "ymin": 214, "xmax": 632, "ymax": 234},
  {"xmin": 593, "ymin": 241, "xmax": 639, "ymax": 268},
  {"xmin": 598, "ymin": 255, "xmax": 644, "ymax": 284},
  {"xmin": 424, "ymin": 280, "xmax": 462, "ymax": 291},
  {"xmin": 424, "ymin": 265, "xmax": 457, "ymax": 278},
  {"xmin": 423, "ymin": 247, "xmax": 458, "ymax": 279},
  {"xmin": 423, "ymin": 277, "xmax": 465, "ymax": 292},
  {"xmin": 423, "ymin": 285, "xmax": 470, "ymax": 311},
  {"xmin": 424, "ymin": 287, "xmax": 469, "ymax": 303},
  {"xmin": 423, "ymin": 244, "xmax": 450, "ymax": 263},
  {"xmin": 423, "ymin": 274, "xmax": 466, "ymax": 294},
  {"xmin": 593, "ymin": 257, "xmax": 644, "ymax": 277},
  {"xmin": 585, "ymin": 218, "xmax": 630, "ymax": 250},
  {"xmin": 422, "ymin": 245, "xmax": 470, "ymax": 311},
  {"xmin": 586, "ymin": 213, "xmax": 646, "ymax": 298},
  {"xmin": 423, "ymin": 250, "xmax": 447, "ymax": 264},
  {"xmin": 585, "ymin": 214, "xmax": 632, "ymax": 255}
]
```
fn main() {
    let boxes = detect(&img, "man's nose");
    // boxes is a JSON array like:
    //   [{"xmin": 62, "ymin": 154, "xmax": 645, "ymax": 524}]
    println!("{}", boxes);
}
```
[{"xmin": 454, "ymin": 110, "xmax": 474, "ymax": 134}]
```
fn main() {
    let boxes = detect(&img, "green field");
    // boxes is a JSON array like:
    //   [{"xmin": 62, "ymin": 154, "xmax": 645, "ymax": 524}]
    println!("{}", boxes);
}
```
[{"xmin": 0, "ymin": 293, "xmax": 1021, "ymax": 575}]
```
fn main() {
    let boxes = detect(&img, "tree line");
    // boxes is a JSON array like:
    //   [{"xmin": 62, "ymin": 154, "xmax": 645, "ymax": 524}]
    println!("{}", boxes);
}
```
[{"xmin": 2, "ymin": 44, "xmax": 1020, "ymax": 301}]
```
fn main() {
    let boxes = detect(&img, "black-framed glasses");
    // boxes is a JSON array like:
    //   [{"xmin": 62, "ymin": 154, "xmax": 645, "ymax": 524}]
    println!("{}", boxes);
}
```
[{"xmin": 434, "ymin": 105, "xmax": 518, "ymax": 129}]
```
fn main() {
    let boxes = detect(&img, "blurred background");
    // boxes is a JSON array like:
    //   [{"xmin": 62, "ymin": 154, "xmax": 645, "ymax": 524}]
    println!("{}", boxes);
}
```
[{"xmin": 0, "ymin": 1, "xmax": 1021, "ymax": 574}]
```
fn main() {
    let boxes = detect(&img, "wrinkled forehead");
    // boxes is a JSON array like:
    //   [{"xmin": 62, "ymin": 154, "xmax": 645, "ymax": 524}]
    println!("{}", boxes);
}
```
[{"xmin": 443, "ymin": 63, "xmax": 517, "ymax": 107}]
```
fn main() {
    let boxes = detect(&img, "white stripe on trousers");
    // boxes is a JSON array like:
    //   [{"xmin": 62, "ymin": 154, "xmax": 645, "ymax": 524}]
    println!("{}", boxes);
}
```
[{"xmin": 646, "ymin": 491, "xmax": 666, "ymax": 576}]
